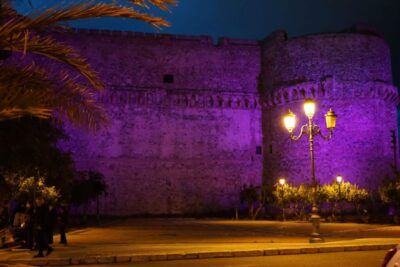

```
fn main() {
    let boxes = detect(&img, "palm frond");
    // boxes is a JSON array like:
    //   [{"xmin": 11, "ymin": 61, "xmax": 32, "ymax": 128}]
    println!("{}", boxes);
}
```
[
  {"xmin": 0, "ymin": 64, "xmax": 107, "ymax": 129},
  {"xmin": 1, "ymin": 31, "xmax": 104, "ymax": 90},
  {"xmin": 130, "ymin": 0, "xmax": 177, "ymax": 11},
  {"xmin": 0, "ymin": 0, "xmax": 177, "ymax": 129},
  {"xmin": 0, "ymin": 108, "xmax": 52, "ymax": 121},
  {"xmin": 0, "ymin": 2, "xmax": 170, "ymax": 34}
]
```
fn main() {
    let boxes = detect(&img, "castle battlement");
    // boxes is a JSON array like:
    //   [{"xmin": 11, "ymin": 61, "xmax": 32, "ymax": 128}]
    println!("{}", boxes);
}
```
[
  {"xmin": 263, "ymin": 79, "xmax": 398, "ymax": 107},
  {"xmin": 65, "ymin": 28, "xmax": 259, "ymax": 47}
]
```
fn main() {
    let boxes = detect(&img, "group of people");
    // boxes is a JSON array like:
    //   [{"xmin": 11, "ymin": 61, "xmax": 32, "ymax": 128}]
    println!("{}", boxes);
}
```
[{"xmin": 0, "ymin": 196, "xmax": 68, "ymax": 258}]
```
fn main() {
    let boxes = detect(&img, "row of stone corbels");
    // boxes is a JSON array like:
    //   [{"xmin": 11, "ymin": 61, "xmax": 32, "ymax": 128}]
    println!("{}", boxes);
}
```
[
  {"xmin": 263, "ymin": 78, "xmax": 399, "ymax": 107},
  {"xmin": 97, "ymin": 88, "xmax": 261, "ymax": 110}
]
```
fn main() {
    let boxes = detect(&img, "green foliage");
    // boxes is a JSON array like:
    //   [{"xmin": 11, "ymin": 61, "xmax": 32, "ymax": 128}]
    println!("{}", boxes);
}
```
[
  {"xmin": 272, "ymin": 183, "xmax": 294, "ymax": 205},
  {"xmin": 5, "ymin": 175, "xmax": 60, "ymax": 204},
  {"xmin": 379, "ymin": 174, "xmax": 400, "ymax": 208},
  {"xmin": 319, "ymin": 182, "xmax": 368, "ymax": 204},
  {"xmin": 239, "ymin": 184, "xmax": 266, "ymax": 220},
  {"xmin": 0, "ymin": 118, "xmax": 75, "ymax": 200},
  {"xmin": 345, "ymin": 183, "xmax": 369, "ymax": 206},
  {"xmin": 0, "ymin": 118, "xmax": 109, "ymax": 209},
  {"xmin": 271, "ymin": 181, "xmax": 369, "ymax": 220}
]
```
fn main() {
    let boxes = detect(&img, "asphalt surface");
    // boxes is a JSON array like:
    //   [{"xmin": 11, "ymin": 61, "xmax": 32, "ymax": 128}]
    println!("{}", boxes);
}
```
[
  {"xmin": 87, "ymin": 251, "xmax": 388, "ymax": 267},
  {"xmin": 1, "ymin": 219, "xmax": 399, "ymax": 264}
]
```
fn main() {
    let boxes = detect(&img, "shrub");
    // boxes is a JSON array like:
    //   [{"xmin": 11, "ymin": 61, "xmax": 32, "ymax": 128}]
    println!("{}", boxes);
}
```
[
  {"xmin": 71, "ymin": 170, "xmax": 107, "ymax": 221},
  {"xmin": 271, "ymin": 181, "xmax": 369, "ymax": 221},
  {"xmin": 239, "ymin": 184, "xmax": 266, "ymax": 220},
  {"xmin": 7, "ymin": 175, "xmax": 60, "ymax": 205}
]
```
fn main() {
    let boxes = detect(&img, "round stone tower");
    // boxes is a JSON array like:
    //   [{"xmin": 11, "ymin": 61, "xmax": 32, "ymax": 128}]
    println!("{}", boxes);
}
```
[{"xmin": 260, "ymin": 29, "xmax": 398, "ymax": 190}]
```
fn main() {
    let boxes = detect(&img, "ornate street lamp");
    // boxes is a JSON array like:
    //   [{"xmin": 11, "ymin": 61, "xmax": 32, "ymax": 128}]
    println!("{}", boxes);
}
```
[{"xmin": 283, "ymin": 99, "xmax": 337, "ymax": 243}]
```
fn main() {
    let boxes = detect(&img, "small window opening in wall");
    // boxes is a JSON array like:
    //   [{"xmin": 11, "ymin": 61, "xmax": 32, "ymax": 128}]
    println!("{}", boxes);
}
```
[
  {"xmin": 269, "ymin": 145, "xmax": 273, "ymax": 154},
  {"xmin": 163, "ymin": 74, "xmax": 174, "ymax": 83},
  {"xmin": 256, "ymin": 146, "xmax": 262, "ymax": 155}
]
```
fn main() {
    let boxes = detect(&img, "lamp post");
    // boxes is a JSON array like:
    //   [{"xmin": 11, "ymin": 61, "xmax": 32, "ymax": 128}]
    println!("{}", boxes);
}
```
[
  {"xmin": 283, "ymin": 99, "xmax": 337, "ymax": 243},
  {"xmin": 336, "ymin": 175, "xmax": 343, "ymax": 221},
  {"xmin": 336, "ymin": 175, "xmax": 343, "ymax": 199},
  {"xmin": 278, "ymin": 178, "xmax": 286, "ymax": 221}
]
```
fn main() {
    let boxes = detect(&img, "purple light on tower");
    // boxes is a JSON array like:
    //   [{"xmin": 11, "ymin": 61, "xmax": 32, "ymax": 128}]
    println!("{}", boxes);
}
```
[
  {"xmin": 261, "ymin": 29, "xmax": 398, "ymax": 191},
  {"xmin": 58, "ymin": 26, "xmax": 398, "ymax": 216}
]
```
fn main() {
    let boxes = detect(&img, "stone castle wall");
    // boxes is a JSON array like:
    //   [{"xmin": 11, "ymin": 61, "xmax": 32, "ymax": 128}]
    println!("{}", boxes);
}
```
[
  {"xmin": 58, "ymin": 28, "xmax": 398, "ymax": 215},
  {"xmin": 58, "ymin": 30, "xmax": 263, "ymax": 215},
  {"xmin": 260, "ymin": 31, "xmax": 398, "ymax": 190}
]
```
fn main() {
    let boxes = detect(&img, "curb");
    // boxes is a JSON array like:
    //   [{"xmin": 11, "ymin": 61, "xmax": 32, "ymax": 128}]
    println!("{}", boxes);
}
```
[{"xmin": 2, "ymin": 243, "xmax": 396, "ymax": 266}]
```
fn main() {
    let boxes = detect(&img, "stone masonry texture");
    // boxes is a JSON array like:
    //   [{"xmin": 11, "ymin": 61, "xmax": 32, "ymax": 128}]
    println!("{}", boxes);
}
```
[{"xmin": 57, "ymin": 27, "xmax": 398, "ymax": 215}]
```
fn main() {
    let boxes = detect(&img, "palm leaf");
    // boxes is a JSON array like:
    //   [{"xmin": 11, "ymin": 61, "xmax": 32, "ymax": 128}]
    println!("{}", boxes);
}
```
[
  {"xmin": 0, "ymin": 0, "xmax": 177, "ymax": 129},
  {"xmin": 130, "ymin": 0, "xmax": 177, "ymax": 11},
  {"xmin": 0, "ymin": 64, "xmax": 107, "ymax": 129},
  {"xmin": 1, "ymin": 31, "xmax": 104, "ymax": 90},
  {"xmin": 0, "ymin": 2, "xmax": 171, "ymax": 34}
]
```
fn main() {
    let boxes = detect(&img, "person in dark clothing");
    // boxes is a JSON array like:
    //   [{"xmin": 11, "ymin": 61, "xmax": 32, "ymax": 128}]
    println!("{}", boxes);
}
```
[
  {"xmin": 58, "ymin": 205, "xmax": 68, "ymax": 245},
  {"xmin": 47, "ymin": 205, "xmax": 57, "ymax": 244},
  {"xmin": 0, "ymin": 201, "xmax": 8, "ymax": 228},
  {"xmin": 24, "ymin": 202, "xmax": 34, "ymax": 250},
  {"xmin": 34, "ymin": 197, "xmax": 53, "ymax": 258}
]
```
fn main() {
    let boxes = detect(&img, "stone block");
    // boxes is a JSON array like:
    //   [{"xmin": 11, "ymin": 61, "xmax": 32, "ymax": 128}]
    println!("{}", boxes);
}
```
[
  {"xmin": 70, "ymin": 258, "xmax": 80, "ymax": 265},
  {"xmin": 48, "ymin": 259, "xmax": 71, "ymax": 266},
  {"xmin": 115, "ymin": 255, "xmax": 131, "ymax": 263},
  {"xmin": 344, "ymin": 246, "xmax": 361, "ymax": 251},
  {"xmin": 263, "ymin": 249, "xmax": 280, "ymax": 256},
  {"xmin": 300, "ymin": 247, "xmax": 320, "ymax": 254},
  {"xmin": 198, "ymin": 251, "xmax": 233, "ymax": 259},
  {"xmin": 319, "ymin": 246, "xmax": 345, "ymax": 253},
  {"xmin": 359, "ymin": 245, "xmax": 380, "ymax": 251},
  {"xmin": 233, "ymin": 250, "xmax": 263, "ymax": 257},
  {"xmin": 183, "ymin": 253, "xmax": 199, "ymax": 259},
  {"xmin": 97, "ymin": 256, "xmax": 115, "ymax": 264},
  {"xmin": 166, "ymin": 253, "xmax": 185, "ymax": 260},
  {"xmin": 130, "ymin": 255, "xmax": 150, "ymax": 262},
  {"xmin": 149, "ymin": 254, "xmax": 167, "ymax": 261},
  {"xmin": 279, "ymin": 248, "xmax": 302, "ymax": 255},
  {"xmin": 379, "ymin": 244, "xmax": 397, "ymax": 250},
  {"xmin": 79, "ymin": 257, "xmax": 97, "ymax": 265}
]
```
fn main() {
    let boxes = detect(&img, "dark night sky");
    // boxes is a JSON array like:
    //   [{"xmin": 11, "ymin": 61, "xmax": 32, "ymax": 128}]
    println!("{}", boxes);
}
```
[{"xmin": 16, "ymin": 0, "xmax": 400, "ymax": 84}]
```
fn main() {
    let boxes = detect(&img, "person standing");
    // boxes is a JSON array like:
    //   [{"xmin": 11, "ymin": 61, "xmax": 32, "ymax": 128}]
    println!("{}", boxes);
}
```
[
  {"xmin": 24, "ymin": 202, "xmax": 34, "ymax": 250},
  {"xmin": 0, "ymin": 201, "xmax": 8, "ymax": 228},
  {"xmin": 34, "ymin": 197, "xmax": 53, "ymax": 258},
  {"xmin": 58, "ymin": 205, "xmax": 68, "ymax": 245},
  {"xmin": 47, "ymin": 205, "xmax": 57, "ymax": 245}
]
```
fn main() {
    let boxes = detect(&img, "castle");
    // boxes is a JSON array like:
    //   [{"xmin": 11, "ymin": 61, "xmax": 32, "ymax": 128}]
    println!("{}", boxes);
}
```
[{"xmin": 59, "ymin": 26, "xmax": 398, "ymax": 216}]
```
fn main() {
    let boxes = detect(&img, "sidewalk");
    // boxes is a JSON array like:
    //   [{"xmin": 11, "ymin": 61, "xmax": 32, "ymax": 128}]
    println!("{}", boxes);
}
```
[{"xmin": 0, "ymin": 219, "xmax": 399, "ymax": 266}]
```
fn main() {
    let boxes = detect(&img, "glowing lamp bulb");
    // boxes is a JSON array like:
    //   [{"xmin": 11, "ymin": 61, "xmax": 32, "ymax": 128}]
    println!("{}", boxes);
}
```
[
  {"xmin": 303, "ymin": 99, "xmax": 316, "ymax": 119},
  {"xmin": 336, "ymin": 175, "xmax": 343, "ymax": 184},
  {"xmin": 283, "ymin": 110, "xmax": 296, "ymax": 133},
  {"xmin": 278, "ymin": 178, "xmax": 286, "ymax": 186}
]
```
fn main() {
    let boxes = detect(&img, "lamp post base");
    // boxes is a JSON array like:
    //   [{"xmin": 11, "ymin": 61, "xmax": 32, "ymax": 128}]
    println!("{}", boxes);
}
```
[
  {"xmin": 309, "ymin": 234, "xmax": 324, "ymax": 243},
  {"xmin": 309, "ymin": 210, "xmax": 324, "ymax": 243}
]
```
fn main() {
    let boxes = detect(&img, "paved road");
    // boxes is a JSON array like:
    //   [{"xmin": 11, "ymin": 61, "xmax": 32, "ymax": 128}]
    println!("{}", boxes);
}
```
[
  {"xmin": 1, "ymin": 219, "xmax": 399, "ymax": 263},
  {"xmin": 89, "ymin": 251, "xmax": 387, "ymax": 267}
]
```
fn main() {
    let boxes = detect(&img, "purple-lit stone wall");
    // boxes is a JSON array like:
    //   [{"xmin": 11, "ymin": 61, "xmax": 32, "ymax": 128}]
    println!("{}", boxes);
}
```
[
  {"xmin": 58, "ymin": 30, "xmax": 263, "ymax": 215},
  {"xmin": 59, "ymin": 28, "xmax": 398, "ymax": 215},
  {"xmin": 261, "ymin": 31, "xmax": 398, "ymax": 190}
]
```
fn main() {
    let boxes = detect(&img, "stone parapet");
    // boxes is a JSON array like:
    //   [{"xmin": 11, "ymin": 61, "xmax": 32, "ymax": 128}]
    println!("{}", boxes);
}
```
[
  {"xmin": 262, "ymin": 78, "xmax": 398, "ymax": 108},
  {"xmin": 98, "ymin": 87, "xmax": 261, "ymax": 110}
]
